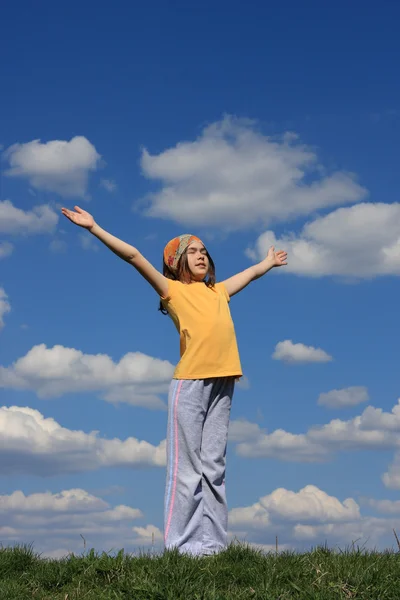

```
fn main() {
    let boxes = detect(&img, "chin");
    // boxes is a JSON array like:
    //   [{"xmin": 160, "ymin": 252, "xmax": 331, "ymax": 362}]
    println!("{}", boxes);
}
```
[{"xmin": 191, "ymin": 272, "xmax": 208, "ymax": 282}]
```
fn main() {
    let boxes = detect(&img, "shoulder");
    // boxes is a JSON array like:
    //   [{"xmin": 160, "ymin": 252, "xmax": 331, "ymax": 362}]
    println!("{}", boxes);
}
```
[
  {"xmin": 160, "ymin": 279, "xmax": 184, "ymax": 302},
  {"xmin": 214, "ymin": 282, "xmax": 230, "ymax": 302}
]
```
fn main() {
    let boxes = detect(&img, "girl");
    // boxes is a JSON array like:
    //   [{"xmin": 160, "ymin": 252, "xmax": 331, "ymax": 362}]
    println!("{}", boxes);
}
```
[{"xmin": 61, "ymin": 205, "xmax": 287, "ymax": 556}]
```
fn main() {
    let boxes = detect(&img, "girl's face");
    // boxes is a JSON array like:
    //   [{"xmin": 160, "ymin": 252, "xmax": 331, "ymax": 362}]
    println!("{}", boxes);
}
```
[{"xmin": 186, "ymin": 241, "xmax": 209, "ymax": 281}]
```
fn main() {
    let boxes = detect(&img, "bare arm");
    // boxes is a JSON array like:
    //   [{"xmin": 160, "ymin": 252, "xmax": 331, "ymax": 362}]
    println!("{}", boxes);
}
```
[
  {"xmin": 61, "ymin": 206, "xmax": 169, "ymax": 298},
  {"xmin": 222, "ymin": 246, "xmax": 287, "ymax": 297}
]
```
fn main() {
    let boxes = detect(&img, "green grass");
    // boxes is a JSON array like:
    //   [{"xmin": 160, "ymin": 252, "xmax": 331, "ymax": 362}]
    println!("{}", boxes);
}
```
[{"xmin": 1, "ymin": 542, "xmax": 400, "ymax": 599}]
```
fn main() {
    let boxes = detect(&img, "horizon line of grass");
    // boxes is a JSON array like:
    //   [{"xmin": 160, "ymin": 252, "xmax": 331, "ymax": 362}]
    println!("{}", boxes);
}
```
[{"xmin": 1, "ymin": 540, "xmax": 400, "ymax": 599}]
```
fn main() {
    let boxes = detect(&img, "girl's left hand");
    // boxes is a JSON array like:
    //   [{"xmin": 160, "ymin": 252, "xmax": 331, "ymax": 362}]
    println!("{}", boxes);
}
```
[{"xmin": 267, "ymin": 246, "xmax": 288, "ymax": 267}]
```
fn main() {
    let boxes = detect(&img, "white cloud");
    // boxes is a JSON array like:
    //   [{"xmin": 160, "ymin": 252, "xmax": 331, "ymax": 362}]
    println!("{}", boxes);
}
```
[
  {"xmin": 234, "ymin": 399, "xmax": 400, "ymax": 462},
  {"xmin": 318, "ymin": 386, "xmax": 369, "ymax": 409},
  {"xmin": 228, "ymin": 418, "xmax": 264, "ymax": 443},
  {"xmin": 236, "ymin": 375, "xmax": 250, "ymax": 390},
  {"xmin": 140, "ymin": 117, "xmax": 366, "ymax": 230},
  {"xmin": 100, "ymin": 178, "xmax": 117, "ymax": 192},
  {"xmin": 0, "ymin": 343, "xmax": 174, "ymax": 409},
  {"xmin": 308, "ymin": 405, "xmax": 400, "ymax": 451},
  {"xmin": 2, "ymin": 484, "xmax": 400, "ymax": 554},
  {"xmin": 291, "ymin": 517, "xmax": 397, "ymax": 548},
  {"xmin": 41, "ymin": 548, "xmax": 74, "ymax": 559},
  {"xmin": 0, "ymin": 241, "xmax": 14, "ymax": 259},
  {"xmin": 132, "ymin": 525, "xmax": 164, "ymax": 547},
  {"xmin": 382, "ymin": 453, "xmax": 400, "ymax": 489},
  {"xmin": 262, "ymin": 486, "xmax": 360, "ymax": 523},
  {"xmin": 229, "ymin": 504, "xmax": 271, "ymax": 529},
  {"xmin": 79, "ymin": 232, "xmax": 99, "ymax": 251},
  {"xmin": 272, "ymin": 340, "xmax": 332, "ymax": 364},
  {"xmin": 236, "ymin": 428, "xmax": 328, "ymax": 462},
  {"xmin": 4, "ymin": 136, "xmax": 101, "ymax": 198},
  {"xmin": 0, "ymin": 487, "xmax": 163, "ymax": 556},
  {"xmin": 0, "ymin": 288, "xmax": 11, "ymax": 330},
  {"xmin": 230, "ymin": 485, "xmax": 360, "ymax": 531},
  {"xmin": 0, "ymin": 488, "xmax": 109, "ymax": 513},
  {"xmin": 357, "ymin": 402, "xmax": 400, "ymax": 433},
  {"xmin": 49, "ymin": 239, "xmax": 67, "ymax": 253},
  {"xmin": 0, "ymin": 406, "xmax": 166, "ymax": 475},
  {"xmin": 0, "ymin": 200, "xmax": 58, "ymax": 234},
  {"xmin": 229, "ymin": 485, "xmax": 400, "ymax": 551},
  {"xmin": 247, "ymin": 202, "xmax": 400, "ymax": 278},
  {"xmin": 367, "ymin": 499, "xmax": 400, "ymax": 515}
]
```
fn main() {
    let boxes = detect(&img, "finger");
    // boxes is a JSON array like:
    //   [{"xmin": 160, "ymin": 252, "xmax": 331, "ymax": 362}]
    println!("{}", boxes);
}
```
[
  {"xmin": 62, "ymin": 210, "xmax": 76, "ymax": 222},
  {"xmin": 74, "ymin": 206, "xmax": 83, "ymax": 213}
]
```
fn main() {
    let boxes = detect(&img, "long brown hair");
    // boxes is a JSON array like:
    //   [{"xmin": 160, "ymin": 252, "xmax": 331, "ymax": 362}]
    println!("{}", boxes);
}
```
[{"xmin": 159, "ymin": 247, "xmax": 216, "ymax": 314}]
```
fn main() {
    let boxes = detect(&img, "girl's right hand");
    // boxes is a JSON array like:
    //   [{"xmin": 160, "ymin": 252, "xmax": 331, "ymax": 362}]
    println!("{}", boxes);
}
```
[{"xmin": 61, "ymin": 206, "xmax": 95, "ymax": 229}]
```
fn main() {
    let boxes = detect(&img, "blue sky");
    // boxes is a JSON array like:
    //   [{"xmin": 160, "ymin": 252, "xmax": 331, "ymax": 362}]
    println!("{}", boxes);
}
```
[{"xmin": 1, "ymin": 0, "xmax": 400, "ymax": 556}]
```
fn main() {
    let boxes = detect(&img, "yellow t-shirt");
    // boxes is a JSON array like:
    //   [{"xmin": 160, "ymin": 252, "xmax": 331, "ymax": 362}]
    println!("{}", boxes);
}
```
[{"xmin": 161, "ymin": 280, "xmax": 242, "ymax": 380}]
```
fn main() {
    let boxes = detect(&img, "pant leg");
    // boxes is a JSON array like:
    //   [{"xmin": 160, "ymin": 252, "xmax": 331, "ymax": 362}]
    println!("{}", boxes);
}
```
[
  {"xmin": 200, "ymin": 377, "xmax": 234, "ymax": 554},
  {"xmin": 164, "ymin": 379, "xmax": 208, "ymax": 555}
]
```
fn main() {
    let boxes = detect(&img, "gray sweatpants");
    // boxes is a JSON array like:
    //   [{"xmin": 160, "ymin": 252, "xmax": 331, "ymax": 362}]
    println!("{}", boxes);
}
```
[{"xmin": 164, "ymin": 377, "xmax": 234, "ymax": 556}]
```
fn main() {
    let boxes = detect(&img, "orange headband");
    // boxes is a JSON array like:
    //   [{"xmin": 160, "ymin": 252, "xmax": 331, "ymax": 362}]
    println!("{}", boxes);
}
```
[{"xmin": 163, "ymin": 234, "xmax": 202, "ymax": 272}]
